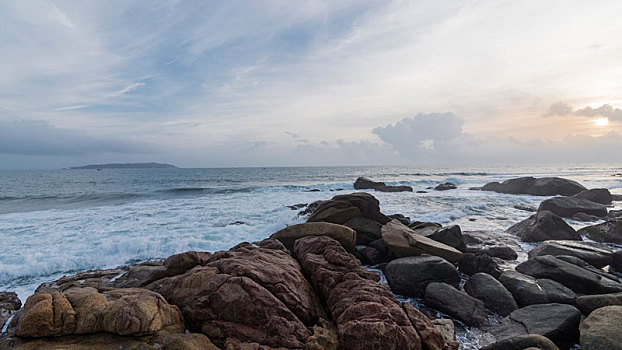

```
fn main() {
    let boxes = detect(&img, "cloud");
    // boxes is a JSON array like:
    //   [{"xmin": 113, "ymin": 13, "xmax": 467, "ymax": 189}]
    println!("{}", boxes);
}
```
[
  {"xmin": 0, "ymin": 120, "xmax": 155, "ymax": 156},
  {"xmin": 544, "ymin": 102, "xmax": 622, "ymax": 122},
  {"xmin": 545, "ymin": 102, "xmax": 574, "ymax": 116}
]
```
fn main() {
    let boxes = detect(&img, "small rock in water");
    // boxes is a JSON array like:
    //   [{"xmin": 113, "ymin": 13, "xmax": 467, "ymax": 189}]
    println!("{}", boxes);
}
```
[
  {"xmin": 307, "ymin": 189, "xmax": 321, "ymax": 192},
  {"xmin": 228, "ymin": 221, "xmax": 247, "ymax": 225},
  {"xmin": 513, "ymin": 204, "xmax": 537, "ymax": 212},
  {"xmin": 434, "ymin": 182, "xmax": 457, "ymax": 191},
  {"xmin": 287, "ymin": 203, "xmax": 308, "ymax": 210},
  {"xmin": 416, "ymin": 190, "xmax": 428, "ymax": 193}
]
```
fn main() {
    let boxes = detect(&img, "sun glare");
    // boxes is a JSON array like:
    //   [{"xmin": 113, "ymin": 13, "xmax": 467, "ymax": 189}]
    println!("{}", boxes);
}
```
[{"xmin": 594, "ymin": 117, "xmax": 609, "ymax": 127}]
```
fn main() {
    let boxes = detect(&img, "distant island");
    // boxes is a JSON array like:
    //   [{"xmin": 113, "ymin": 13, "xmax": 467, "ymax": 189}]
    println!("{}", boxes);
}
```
[{"xmin": 68, "ymin": 162, "xmax": 178, "ymax": 169}]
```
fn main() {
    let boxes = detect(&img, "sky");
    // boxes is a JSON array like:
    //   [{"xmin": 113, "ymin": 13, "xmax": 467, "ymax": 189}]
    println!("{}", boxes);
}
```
[{"xmin": 1, "ymin": 0, "xmax": 622, "ymax": 169}]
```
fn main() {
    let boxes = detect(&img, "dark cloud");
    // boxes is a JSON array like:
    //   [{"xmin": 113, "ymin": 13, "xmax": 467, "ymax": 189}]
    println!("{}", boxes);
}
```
[
  {"xmin": 544, "ymin": 102, "xmax": 622, "ymax": 121},
  {"xmin": 0, "ymin": 120, "xmax": 155, "ymax": 156}
]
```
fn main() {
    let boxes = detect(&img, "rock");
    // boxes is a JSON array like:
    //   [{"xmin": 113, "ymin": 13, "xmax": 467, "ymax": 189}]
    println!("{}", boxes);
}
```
[
  {"xmin": 304, "ymin": 318, "xmax": 340, "ymax": 350},
  {"xmin": 308, "ymin": 192, "xmax": 391, "ymax": 224},
  {"xmin": 434, "ymin": 182, "xmax": 457, "ymax": 191},
  {"xmin": 368, "ymin": 238, "xmax": 395, "ymax": 262},
  {"xmin": 608, "ymin": 209, "xmax": 622, "ymax": 219},
  {"xmin": 538, "ymin": 197, "xmax": 608, "ymax": 218},
  {"xmin": 382, "ymin": 220, "xmax": 463, "ymax": 263},
  {"xmin": 0, "ymin": 291, "xmax": 21, "ymax": 331},
  {"xmin": 573, "ymin": 188, "xmax": 613, "ymax": 205},
  {"xmin": 271, "ymin": 222, "xmax": 356, "ymax": 252},
  {"xmin": 464, "ymin": 273, "xmax": 518, "ymax": 316},
  {"xmin": 578, "ymin": 219, "xmax": 622, "ymax": 243},
  {"xmin": 554, "ymin": 255, "xmax": 618, "ymax": 281},
  {"xmin": 580, "ymin": 305, "xmax": 622, "ymax": 350},
  {"xmin": 358, "ymin": 246, "xmax": 385, "ymax": 265},
  {"xmin": 514, "ymin": 204, "xmax": 537, "ymax": 212},
  {"xmin": 388, "ymin": 214, "xmax": 411, "ymax": 226},
  {"xmin": 498, "ymin": 271, "xmax": 576, "ymax": 307},
  {"xmin": 490, "ymin": 303, "xmax": 581, "ymax": 348},
  {"xmin": 507, "ymin": 210, "xmax": 581, "ymax": 242},
  {"xmin": 409, "ymin": 221, "xmax": 442, "ymax": 230},
  {"xmin": 343, "ymin": 217, "xmax": 382, "ymax": 245},
  {"xmin": 385, "ymin": 256, "xmax": 460, "ymax": 297},
  {"xmin": 424, "ymin": 282, "xmax": 489, "ymax": 327},
  {"xmin": 402, "ymin": 302, "xmax": 458, "ymax": 350},
  {"xmin": 528, "ymin": 240, "xmax": 613, "ymax": 268},
  {"xmin": 416, "ymin": 190, "xmax": 428, "ymax": 193},
  {"xmin": 353, "ymin": 177, "xmax": 413, "ymax": 192},
  {"xmin": 431, "ymin": 319, "xmax": 456, "ymax": 344},
  {"xmin": 515, "ymin": 255, "xmax": 622, "ymax": 295},
  {"xmin": 482, "ymin": 177, "xmax": 587, "ymax": 196},
  {"xmin": 481, "ymin": 334, "xmax": 560, "ymax": 350},
  {"xmin": 112, "ymin": 263, "xmax": 168, "ymax": 288},
  {"xmin": 36, "ymin": 268, "xmax": 125, "ymax": 291},
  {"xmin": 613, "ymin": 250, "xmax": 622, "ymax": 273},
  {"xmin": 576, "ymin": 293, "xmax": 622, "ymax": 315},
  {"xmin": 11, "ymin": 287, "xmax": 184, "ymax": 338},
  {"xmin": 463, "ymin": 231, "xmax": 521, "ymax": 260},
  {"xmin": 613, "ymin": 194, "xmax": 622, "ymax": 201},
  {"xmin": 162, "ymin": 250, "xmax": 211, "ymax": 276},
  {"xmin": 414, "ymin": 225, "xmax": 466, "ymax": 252},
  {"xmin": 572, "ymin": 212, "xmax": 603, "ymax": 222},
  {"xmin": 458, "ymin": 253, "xmax": 502, "ymax": 278}
]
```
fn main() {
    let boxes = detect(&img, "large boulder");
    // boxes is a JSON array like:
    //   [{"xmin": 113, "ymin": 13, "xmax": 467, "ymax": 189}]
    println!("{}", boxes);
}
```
[
  {"xmin": 271, "ymin": 222, "xmax": 357, "ymax": 252},
  {"xmin": 424, "ymin": 282, "xmax": 489, "ymax": 327},
  {"xmin": 490, "ymin": 303, "xmax": 581, "ymax": 348},
  {"xmin": 353, "ymin": 177, "xmax": 413, "ymax": 192},
  {"xmin": 580, "ymin": 305, "xmax": 622, "ymax": 350},
  {"xmin": 528, "ymin": 240, "xmax": 613, "ymax": 268},
  {"xmin": 576, "ymin": 293, "xmax": 622, "ymax": 315},
  {"xmin": 385, "ymin": 256, "xmax": 460, "ymax": 297},
  {"xmin": 506, "ymin": 211, "xmax": 581, "ymax": 242},
  {"xmin": 481, "ymin": 334, "xmax": 560, "ymax": 350},
  {"xmin": 307, "ymin": 192, "xmax": 391, "ymax": 224},
  {"xmin": 482, "ymin": 177, "xmax": 587, "ymax": 196},
  {"xmin": 382, "ymin": 220, "xmax": 463, "ymax": 262},
  {"xmin": 579, "ymin": 219, "xmax": 622, "ymax": 244},
  {"xmin": 463, "ymin": 230, "xmax": 520, "ymax": 260},
  {"xmin": 573, "ymin": 188, "xmax": 613, "ymax": 205},
  {"xmin": 343, "ymin": 216, "xmax": 382, "ymax": 245},
  {"xmin": 0, "ymin": 291, "xmax": 21, "ymax": 331},
  {"xmin": 457, "ymin": 253, "xmax": 502, "ymax": 278},
  {"xmin": 538, "ymin": 197, "xmax": 608, "ymax": 218},
  {"xmin": 515, "ymin": 255, "xmax": 622, "ymax": 295},
  {"xmin": 498, "ymin": 271, "xmax": 576, "ymax": 307},
  {"xmin": 414, "ymin": 225, "xmax": 466, "ymax": 252},
  {"xmin": 464, "ymin": 273, "xmax": 518, "ymax": 316}
]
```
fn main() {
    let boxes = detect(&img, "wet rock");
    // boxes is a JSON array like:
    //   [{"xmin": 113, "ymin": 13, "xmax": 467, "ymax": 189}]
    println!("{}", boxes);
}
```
[
  {"xmin": 507, "ymin": 211, "xmax": 581, "ymax": 242},
  {"xmin": 403, "ymin": 302, "xmax": 458, "ymax": 350},
  {"xmin": 271, "ymin": 222, "xmax": 356, "ymax": 252},
  {"xmin": 382, "ymin": 220, "xmax": 463, "ymax": 262},
  {"xmin": 358, "ymin": 246, "xmax": 385, "ymax": 265},
  {"xmin": 481, "ymin": 334, "xmax": 560, "ymax": 350},
  {"xmin": 112, "ymin": 263, "xmax": 168, "ymax": 288},
  {"xmin": 409, "ymin": 221, "xmax": 442, "ymax": 230},
  {"xmin": 553, "ymin": 255, "xmax": 619, "ymax": 282},
  {"xmin": 434, "ymin": 182, "xmax": 457, "ymax": 191},
  {"xmin": 498, "ymin": 271, "xmax": 576, "ymax": 307},
  {"xmin": 538, "ymin": 197, "xmax": 608, "ymax": 218},
  {"xmin": 575, "ymin": 292, "xmax": 622, "ymax": 315},
  {"xmin": 573, "ymin": 188, "xmax": 612, "ymax": 205},
  {"xmin": 424, "ymin": 282, "xmax": 489, "ymax": 327},
  {"xmin": 572, "ymin": 212, "xmax": 602, "ymax": 222},
  {"xmin": 0, "ymin": 292, "xmax": 21, "ymax": 331},
  {"xmin": 514, "ymin": 204, "xmax": 537, "ymax": 212},
  {"xmin": 385, "ymin": 256, "xmax": 460, "ymax": 297},
  {"xmin": 416, "ymin": 190, "xmax": 428, "ymax": 193},
  {"xmin": 490, "ymin": 303, "xmax": 581, "ymax": 348},
  {"xmin": 515, "ymin": 255, "xmax": 622, "ymax": 295},
  {"xmin": 463, "ymin": 231, "xmax": 521, "ymax": 260},
  {"xmin": 36, "ymin": 269, "xmax": 125, "ymax": 292},
  {"xmin": 578, "ymin": 219, "xmax": 622, "ymax": 244},
  {"xmin": 608, "ymin": 209, "xmax": 622, "ymax": 219},
  {"xmin": 464, "ymin": 273, "xmax": 518, "ymax": 316},
  {"xmin": 458, "ymin": 253, "xmax": 502, "ymax": 278},
  {"xmin": 343, "ymin": 216, "xmax": 382, "ymax": 245},
  {"xmin": 528, "ymin": 240, "xmax": 613, "ymax": 268},
  {"xmin": 414, "ymin": 225, "xmax": 466, "ymax": 252},
  {"xmin": 580, "ymin": 305, "xmax": 622, "ymax": 350},
  {"xmin": 162, "ymin": 250, "xmax": 211, "ymax": 277},
  {"xmin": 482, "ymin": 177, "xmax": 587, "ymax": 196},
  {"xmin": 353, "ymin": 177, "xmax": 413, "ymax": 192}
]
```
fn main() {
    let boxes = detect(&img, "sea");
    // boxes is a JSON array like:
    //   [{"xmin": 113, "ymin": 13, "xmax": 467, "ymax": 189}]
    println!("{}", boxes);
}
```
[{"xmin": 1, "ymin": 164, "xmax": 621, "ymax": 347}]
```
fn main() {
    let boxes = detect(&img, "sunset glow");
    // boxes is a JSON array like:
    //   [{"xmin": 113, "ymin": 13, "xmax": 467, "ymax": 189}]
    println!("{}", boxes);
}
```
[{"xmin": 594, "ymin": 118, "xmax": 609, "ymax": 127}]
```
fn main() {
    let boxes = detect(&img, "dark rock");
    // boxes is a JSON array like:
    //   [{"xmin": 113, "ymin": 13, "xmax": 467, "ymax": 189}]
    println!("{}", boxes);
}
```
[
  {"xmin": 482, "ymin": 177, "xmax": 587, "ymax": 196},
  {"xmin": 481, "ymin": 334, "xmax": 560, "ymax": 350},
  {"xmin": 36, "ymin": 268, "xmax": 125, "ymax": 292},
  {"xmin": 388, "ymin": 213, "xmax": 411, "ymax": 226},
  {"xmin": 344, "ymin": 216, "xmax": 382, "ymax": 245},
  {"xmin": 434, "ymin": 182, "xmax": 457, "ymax": 191},
  {"xmin": 385, "ymin": 256, "xmax": 460, "ymax": 297},
  {"xmin": 498, "ymin": 270, "xmax": 576, "ymax": 307},
  {"xmin": 306, "ymin": 199, "xmax": 363, "ymax": 224},
  {"xmin": 403, "ymin": 302, "xmax": 458, "ymax": 350},
  {"xmin": 358, "ymin": 246, "xmax": 385, "ymax": 265},
  {"xmin": 554, "ymin": 255, "xmax": 618, "ymax": 281},
  {"xmin": 515, "ymin": 255, "xmax": 622, "ymax": 294},
  {"xmin": 608, "ymin": 209, "xmax": 622, "ymax": 219},
  {"xmin": 458, "ymin": 253, "xmax": 502, "ymax": 278},
  {"xmin": 307, "ymin": 189, "xmax": 321, "ymax": 192},
  {"xmin": 424, "ymin": 282, "xmax": 489, "ymax": 327},
  {"xmin": 298, "ymin": 200, "xmax": 323, "ymax": 216},
  {"xmin": 112, "ymin": 263, "xmax": 168, "ymax": 288},
  {"xmin": 0, "ymin": 291, "xmax": 21, "ymax": 331},
  {"xmin": 382, "ymin": 220, "xmax": 463, "ymax": 262},
  {"xmin": 490, "ymin": 303, "xmax": 581, "ymax": 348},
  {"xmin": 528, "ymin": 240, "xmax": 613, "ymax": 268},
  {"xmin": 576, "ymin": 292, "xmax": 622, "ymax": 315},
  {"xmin": 414, "ymin": 225, "xmax": 466, "ymax": 252},
  {"xmin": 613, "ymin": 250, "xmax": 622, "ymax": 273},
  {"xmin": 614, "ymin": 194, "xmax": 622, "ymax": 201},
  {"xmin": 271, "ymin": 222, "xmax": 356, "ymax": 252},
  {"xmin": 573, "ymin": 188, "xmax": 612, "ymax": 205},
  {"xmin": 409, "ymin": 221, "xmax": 442, "ymax": 230},
  {"xmin": 416, "ymin": 190, "xmax": 428, "ymax": 193},
  {"xmin": 580, "ymin": 305, "xmax": 622, "ymax": 350},
  {"xmin": 578, "ymin": 219, "xmax": 622, "ymax": 243},
  {"xmin": 572, "ymin": 212, "xmax": 603, "ymax": 222},
  {"xmin": 507, "ymin": 210, "xmax": 581, "ymax": 242},
  {"xmin": 330, "ymin": 192, "xmax": 392, "ymax": 224},
  {"xmin": 353, "ymin": 177, "xmax": 413, "ymax": 192},
  {"xmin": 287, "ymin": 203, "xmax": 307, "ymax": 210},
  {"xmin": 464, "ymin": 273, "xmax": 518, "ymax": 316},
  {"xmin": 514, "ymin": 204, "xmax": 537, "ymax": 212},
  {"xmin": 538, "ymin": 196, "xmax": 608, "ymax": 218},
  {"xmin": 463, "ymin": 231, "xmax": 521, "ymax": 260}
]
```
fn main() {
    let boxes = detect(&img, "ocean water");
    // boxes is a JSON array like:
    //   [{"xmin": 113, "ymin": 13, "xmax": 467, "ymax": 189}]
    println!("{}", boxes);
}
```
[{"xmin": 1, "ymin": 165, "xmax": 621, "ymax": 346}]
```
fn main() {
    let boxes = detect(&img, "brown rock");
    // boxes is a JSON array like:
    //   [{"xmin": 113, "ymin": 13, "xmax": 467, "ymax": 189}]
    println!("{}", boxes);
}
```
[
  {"xmin": 382, "ymin": 220, "xmax": 463, "ymax": 262},
  {"xmin": 0, "ymin": 292, "xmax": 21, "ymax": 331},
  {"xmin": 271, "ymin": 222, "xmax": 357, "ymax": 253},
  {"xmin": 304, "ymin": 318, "xmax": 340, "ymax": 350}
]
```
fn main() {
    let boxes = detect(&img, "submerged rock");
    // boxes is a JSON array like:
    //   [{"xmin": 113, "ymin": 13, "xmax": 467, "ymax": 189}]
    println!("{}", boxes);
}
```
[
  {"xmin": 580, "ymin": 305, "xmax": 622, "ymax": 350},
  {"xmin": 528, "ymin": 240, "xmax": 613, "ymax": 268},
  {"xmin": 434, "ymin": 182, "xmax": 457, "ymax": 191},
  {"xmin": 482, "ymin": 177, "xmax": 586, "ymax": 196},
  {"xmin": 506, "ymin": 211, "xmax": 581, "ymax": 242},
  {"xmin": 385, "ymin": 256, "xmax": 460, "ymax": 297},
  {"xmin": 538, "ymin": 196, "xmax": 608, "ymax": 218}
]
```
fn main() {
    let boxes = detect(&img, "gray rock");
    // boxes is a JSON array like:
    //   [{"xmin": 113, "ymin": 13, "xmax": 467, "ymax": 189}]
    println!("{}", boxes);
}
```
[
  {"xmin": 573, "ymin": 188, "xmax": 612, "ymax": 205},
  {"xmin": 464, "ymin": 230, "xmax": 521, "ymax": 260},
  {"xmin": 572, "ymin": 212, "xmax": 603, "ymax": 222},
  {"xmin": 613, "ymin": 250, "xmax": 622, "ymax": 273},
  {"xmin": 481, "ymin": 334, "xmax": 560, "ymax": 350},
  {"xmin": 482, "ymin": 177, "xmax": 587, "ymax": 196},
  {"xmin": 434, "ymin": 182, "xmax": 457, "ymax": 191},
  {"xmin": 414, "ymin": 225, "xmax": 466, "ymax": 252},
  {"xmin": 381, "ymin": 220, "xmax": 464, "ymax": 262},
  {"xmin": 458, "ymin": 253, "xmax": 502, "ymax": 278},
  {"xmin": 384, "ymin": 256, "xmax": 460, "ymax": 297},
  {"xmin": 490, "ymin": 303, "xmax": 581, "ymax": 348},
  {"xmin": 580, "ymin": 305, "xmax": 622, "ymax": 350},
  {"xmin": 424, "ymin": 282, "xmax": 489, "ymax": 327},
  {"xmin": 353, "ymin": 177, "xmax": 413, "ymax": 192},
  {"xmin": 516, "ymin": 255, "xmax": 622, "ymax": 295},
  {"xmin": 538, "ymin": 196, "xmax": 608, "ymax": 218},
  {"xmin": 498, "ymin": 271, "xmax": 576, "ymax": 307},
  {"xmin": 408, "ymin": 221, "xmax": 442, "ymax": 230},
  {"xmin": 554, "ymin": 255, "xmax": 619, "ymax": 281},
  {"xmin": 578, "ymin": 219, "xmax": 622, "ymax": 244},
  {"xmin": 514, "ymin": 204, "xmax": 537, "ymax": 212},
  {"xmin": 507, "ymin": 211, "xmax": 580, "ymax": 242},
  {"xmin": 464, "ymin": 273, "xmax": 518, "ymax": 316},
  {"xmin": 576, "ymin": 292, "xmax": 622, "ymax": 315},
  {"xmin": 343, "ymin": 216, "xmax": 382, "ymax": 245},
  {"xmin": 528, "ymin": 240, "xmax": 613, "ymax": 268}
]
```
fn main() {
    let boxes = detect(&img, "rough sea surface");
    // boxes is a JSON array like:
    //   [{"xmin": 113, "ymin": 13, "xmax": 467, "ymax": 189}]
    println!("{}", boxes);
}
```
[{"xmin": 1, "ymin": 165, "xmax": 621, "ymax": 348}]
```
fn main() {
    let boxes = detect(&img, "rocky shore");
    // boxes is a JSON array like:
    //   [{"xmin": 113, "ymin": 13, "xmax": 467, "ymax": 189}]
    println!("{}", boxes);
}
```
[{"xmin": 1, "ymin": 176, "xmax": 622, "ymax": 349}]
